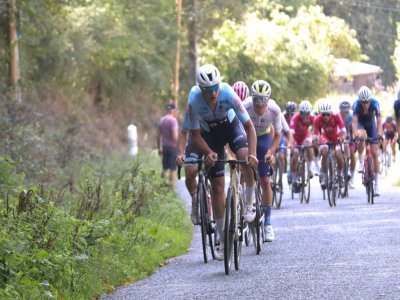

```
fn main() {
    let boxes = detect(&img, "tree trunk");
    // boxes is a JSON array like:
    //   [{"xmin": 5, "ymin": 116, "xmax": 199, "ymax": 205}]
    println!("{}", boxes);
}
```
[
  {"xmin": 173, "ymin": 0, "xmax": 182, "ymax": 107},
  {"xmin": 8, "ymin": 0, "xmax": 21, "ymax": 102},
  {"xmin": 187, "ymin": 0, "xmax": 199, "ymax": 87}
]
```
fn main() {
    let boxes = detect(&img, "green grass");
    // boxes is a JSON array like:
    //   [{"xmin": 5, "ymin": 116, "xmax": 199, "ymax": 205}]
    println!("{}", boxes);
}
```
[{"xmin": 0, "ymin": 152, "xmax": 192, "ymax": 299}]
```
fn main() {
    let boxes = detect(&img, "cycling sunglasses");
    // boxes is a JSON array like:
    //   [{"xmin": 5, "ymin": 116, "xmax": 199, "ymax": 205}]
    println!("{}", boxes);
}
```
[
  {"xmin": 300, "ymin": 111, "xmax": 310, "ymax": 116},
  {"xmin": 201, "ymin": 84, "xmax": 220, "ymax": 93},
  {"xmin": 322, "ymin": 113, "xmax": 331, "ymax": 117},
  {"xmin": 252, "ymin": 95, "xmax": 269, "ymax": 104},
  {"xmin": 361, "ymin": 100, "xmax": 371, "ymax": 105}
]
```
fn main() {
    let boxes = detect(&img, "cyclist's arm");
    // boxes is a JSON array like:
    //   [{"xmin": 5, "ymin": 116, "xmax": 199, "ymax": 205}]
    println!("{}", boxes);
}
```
[
  {"xmin": 192, "ymin": 129, "xmax": 214, "ymax": 157},
  {"xmin": 376, "ymin": 115, "xmax": 383, "ymax": 137},
  {"xmin": 352, "ymin": 114, "xmax": 359, "ymax": 138},
  {"xmin": 269, "ymin": 129, "xmax": 281, "ymax": 155},
  {"xmin": 242, "ymin": 119, "xmax": 257, "ymax": 157},
  {"xmin": 177, "ymin": 130, "xmax": 188, "ymax": 156}
]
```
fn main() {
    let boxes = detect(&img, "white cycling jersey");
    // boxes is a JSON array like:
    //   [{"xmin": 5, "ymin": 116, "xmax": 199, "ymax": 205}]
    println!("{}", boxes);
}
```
[{"xmin": 243, "ymin": 98, "xmax": 282, "ymax": 135}]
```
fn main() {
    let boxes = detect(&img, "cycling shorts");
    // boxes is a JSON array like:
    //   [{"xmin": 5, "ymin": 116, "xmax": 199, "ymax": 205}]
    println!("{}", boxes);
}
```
[
  {"xmin": 202, "ymin": 116, "xmax": 248, "ymax": 178},
  {"xmin": 184, "ymin": 135, "xmax": 203, "ymax": 163},
  {"xmin": 357, "ymin": 121, "xmax": 379, "ymax": 144},
  {"xmin": 256, "ymin": 133, "xmax": 273, "ymax": 178},
  {"xmin": 384, "ymin": 131, "xmax": 395, "ymax": 141}
]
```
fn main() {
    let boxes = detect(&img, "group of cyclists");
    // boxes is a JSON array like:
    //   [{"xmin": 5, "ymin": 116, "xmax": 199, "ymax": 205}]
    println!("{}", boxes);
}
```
[{"xmin": 175, "ymin": 63, "xmax": 400, "ymax": 262}]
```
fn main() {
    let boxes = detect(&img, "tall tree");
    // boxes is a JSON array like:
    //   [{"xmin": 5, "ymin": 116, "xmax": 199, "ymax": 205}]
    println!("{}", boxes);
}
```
[
  {"xmin": 317, "ymin": 0, "xmax": 400, "ymax": 85},
  {"xmin": 7, "ymin": 0, "xmax": 21, "ymax": 101}
]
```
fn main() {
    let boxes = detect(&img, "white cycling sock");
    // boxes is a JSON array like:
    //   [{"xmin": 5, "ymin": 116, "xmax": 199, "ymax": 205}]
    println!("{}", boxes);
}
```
[
  {"xmin": 246, "ymin": 185, "xmax": 255, "ymax": 205},
  {"xmin": 216, "ymin": 218, "xmax": 224, "ymax": 241},
  {"xmin": 374, "ymin": 173, "xmax": 379, "ymax": 184}
]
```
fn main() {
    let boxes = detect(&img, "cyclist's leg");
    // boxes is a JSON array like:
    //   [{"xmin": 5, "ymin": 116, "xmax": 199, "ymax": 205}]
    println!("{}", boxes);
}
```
[
  {"xmin": 256, "ymin": 134, "xmax": 274, "ymax": 241},
  {"xmin": 318, "ymin": 139, "xmax": 329, "ymax": 188},
  {"xmin": 227, "ymin": 118, "xmax": 255, "ymax": 210},
  {"xmin": 367, "ymin": 124, "xmax": 380, "ymax": 194},
  {"xmin": 304, "ymin": 138, "xmax": 316, "ymax": 175},
  {"xmin": 201, "ymin": 131, "xmax": 226, "ymax": 244},
  {"xmin": 290, "ymin": 145, "xmax": 300, "ymax": 190}
]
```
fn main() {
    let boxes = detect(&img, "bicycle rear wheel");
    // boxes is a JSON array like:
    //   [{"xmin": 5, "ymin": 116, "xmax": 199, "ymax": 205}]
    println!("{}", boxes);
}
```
[
  {"xmin": 234, "ymin": 191, "xmax": 244, "ymax": 270},
  {"xmin": 198, "ymin": 181, "xmax": 208, "ymax": 263},
  {"xmin": 224, "ymin": 187, "xmax": 235, "ymax": 275}
]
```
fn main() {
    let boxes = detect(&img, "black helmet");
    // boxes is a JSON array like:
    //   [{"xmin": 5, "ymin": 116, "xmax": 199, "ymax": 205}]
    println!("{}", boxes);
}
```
[{"xmin": 285, "ymin": 101, "xmax": 297, "ymax": 113}]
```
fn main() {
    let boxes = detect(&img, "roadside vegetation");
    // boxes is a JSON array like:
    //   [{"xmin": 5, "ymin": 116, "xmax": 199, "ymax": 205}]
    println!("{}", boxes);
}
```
[{"xmin": 0, "ymin": 150, "xmax": 191, "ymax": 299}]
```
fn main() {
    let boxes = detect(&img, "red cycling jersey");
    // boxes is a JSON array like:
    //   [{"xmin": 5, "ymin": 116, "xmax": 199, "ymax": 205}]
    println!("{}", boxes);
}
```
[
  {"xmin": 290, "ymin": 112, "xmax": 315, "ymax": 144},
  {"xmin": 382, "ymin": 121, "xmax": 396, "ymax": 134},
  {"xmin": 313, "ymin": 113, "xmax": 345, "ymax": 142}
]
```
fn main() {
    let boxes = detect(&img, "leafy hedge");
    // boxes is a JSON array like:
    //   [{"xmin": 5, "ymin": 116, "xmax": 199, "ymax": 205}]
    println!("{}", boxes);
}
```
[{"xmin": 0, "ymin": 154, "xmax": 191, "ymax": 299}]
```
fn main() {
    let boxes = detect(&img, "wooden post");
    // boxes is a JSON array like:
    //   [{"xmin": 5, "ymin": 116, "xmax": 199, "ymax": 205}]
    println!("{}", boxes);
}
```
[
  {"xmin": 173, "ymin": 0, "xmax": 182, "ymax": 107},
  {"xmin": 8, "ymin": 0, "xmax": 21, "ymax": 102}
]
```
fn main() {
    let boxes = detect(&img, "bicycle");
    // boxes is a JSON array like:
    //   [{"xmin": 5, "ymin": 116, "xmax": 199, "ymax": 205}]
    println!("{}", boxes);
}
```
[
  {"xmin": 339, "ymin": 140, "xmax": 351, "ymax": 198},
  {"xmin": 218, "ymin": 159, "xmax": 247, "ymax": 275},
  {"xmin": 272, "ymin": 146, "xmax": 285, "ymax": 209},
  {"xmin": 379, "ymin": 137, "xmax": 392, "ymax": 176},
  {"xmin": 318, "ymin": 140, "xmax": 343, "ymax": 207},
  {"xmin": 178, "ymin": 160, "xmax": 216, "ymax": 263},
  {"xmin": 355, "ymin": 137, "xmax": 381, "ymax": 204},
  {"xmin": 291, "ymin": 144, "xmax": 312, "ymax": 204},
  {"xmin": 246, "ymin": 167, "xmax": 266, "ymax": 255}
]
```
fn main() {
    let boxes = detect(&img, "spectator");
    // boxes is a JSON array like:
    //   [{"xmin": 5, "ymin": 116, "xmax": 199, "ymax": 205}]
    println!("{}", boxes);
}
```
[{"xmin": 157, "ymin": 103, "xmax": 179, "ymax": 185}]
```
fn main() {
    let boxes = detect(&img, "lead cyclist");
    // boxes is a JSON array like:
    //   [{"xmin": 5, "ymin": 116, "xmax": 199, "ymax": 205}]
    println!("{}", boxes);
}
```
[{"xmin": 187, "ymin": 64, "xmax": 258, "ymax": 261}]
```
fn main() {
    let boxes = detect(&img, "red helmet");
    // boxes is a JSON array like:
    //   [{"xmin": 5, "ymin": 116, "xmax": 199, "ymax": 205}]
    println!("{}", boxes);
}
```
[{"xmin": 232, "ymin": 81, "xmax": 249, "ymax": 101}]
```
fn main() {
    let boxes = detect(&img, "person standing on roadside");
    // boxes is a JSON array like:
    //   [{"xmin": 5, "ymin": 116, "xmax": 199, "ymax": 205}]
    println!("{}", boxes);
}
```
[{"xmin": 158, "ymin": 103, "xmax": 179, "ymax": 186}]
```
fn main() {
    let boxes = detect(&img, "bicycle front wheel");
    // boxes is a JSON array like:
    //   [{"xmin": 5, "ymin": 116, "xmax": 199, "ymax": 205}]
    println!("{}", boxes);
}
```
[
  {"xmin": 327, "ymin": 156, "xmax": 336, "ymax": 207},
  {"xmin": 234, "ymin": 190, "xmax": 244, "ymax": 270},
  {"xmin": 198, "ymin": 181, "xmax": 208, "ymax": 263},
  {"xmin": 224, "ymin": 187, "xmax": 235, "ymax": 275},
  {"xmin": 255, "ymin": 183, "xmax": 263, "ymax": 255},
  {"xmin": 366, "ymin": 156, "xmax": 374, "ymax": 204},
  {"xmin": 274, "ymin": 159, "xmax": 283, "ymax": 208}
]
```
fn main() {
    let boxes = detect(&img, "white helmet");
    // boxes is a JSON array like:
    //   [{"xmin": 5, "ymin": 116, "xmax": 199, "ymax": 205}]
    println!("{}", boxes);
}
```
[
  {"xmin": 299, "ymin": 100, "xmax": 312, "ymax": 113},
  {"xmin": 358, "ymin": 86, "xmax": 372, "ymax": 102},
  {"xmin": 196, "ymin": 64, "xmax": 220, "ymax": 87},
  {"xmin": 319, "ymin": 101, "xmax": 333, "ymax": 113},
  {"xmin": 251, "ymin": 80, "xmax": 272, "ymax": 97}
]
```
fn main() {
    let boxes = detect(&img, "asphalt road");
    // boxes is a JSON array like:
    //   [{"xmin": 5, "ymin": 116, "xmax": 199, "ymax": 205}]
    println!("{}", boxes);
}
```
[{"xmin": 105, "ymin": 163, "xmax": 400, "ymax": 300}]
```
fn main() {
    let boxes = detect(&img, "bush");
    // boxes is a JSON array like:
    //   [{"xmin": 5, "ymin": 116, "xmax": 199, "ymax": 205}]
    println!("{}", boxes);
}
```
[{"xmin": 0, "ymin": 153, "xmax": 191, "ymax": 299}]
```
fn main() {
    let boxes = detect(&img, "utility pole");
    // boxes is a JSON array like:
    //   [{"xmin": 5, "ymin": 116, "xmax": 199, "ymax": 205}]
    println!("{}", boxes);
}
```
[
  {"xmin": 8, "ymin": 0, "xmax": 21, "ymax": 102},
  {"xmin": 173, "ymin": 0, "xmax": 182, "ymax": 107}
]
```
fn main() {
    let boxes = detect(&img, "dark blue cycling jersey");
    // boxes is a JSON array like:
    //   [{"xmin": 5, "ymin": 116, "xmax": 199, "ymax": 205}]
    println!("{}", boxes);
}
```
[
  {"xmin": 353, "ymin": 98, "xmax": 380, "ymax": 143},
  {"xmin": 394, "ymin": 99, "xmax": 400, "ymax": 119},
  {"xmin": 353, "ymin": 98, "xmax": 380, "ymax": 126}
]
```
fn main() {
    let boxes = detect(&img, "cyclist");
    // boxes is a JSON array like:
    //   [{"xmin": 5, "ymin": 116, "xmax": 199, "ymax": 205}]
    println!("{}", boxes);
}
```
[
  {"xmin": 176, "ymin": 109, "xmax": 204, "ymax": 225},
  {"xmin": 232, "ymin": 81, "xmax": 250, "ymax": 101},
  {"xmin": 339, "ymin": 100, "xmax": 356, "ymax": 188},
  {"xmin": 393, "ymin": 89, "xmax": 400, "ymax": 150},
  {"xmin": 289, "ymin": 100, "xmax": 318, "ymax": 193},
  {"xmin": 243, "ymin": 80, "xmax": 282, "ymax": 242},
  {"xmin": 382, "ymin": 115, "xmax": 397, "ymax": 163},
  {"xmin": 188, "ymin": 64, "xmax": 258, "ymax": 260},
  {"xmin": 283, "ymin": 101, "xmax": 296, "ymax": 184},
  {"xmin": 313, "ymin": 101, "xmax": 347, "ymax": 189},
  {"xmin": 352, "ymin": 86, "xmax": 383, "ymax": 196}
]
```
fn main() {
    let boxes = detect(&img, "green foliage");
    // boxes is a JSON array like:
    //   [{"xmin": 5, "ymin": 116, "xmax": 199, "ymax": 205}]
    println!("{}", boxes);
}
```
[
  {"xmin": 201, "ymin": 6, "xmax": 361, "ymax": 103},
  {"xmin": 0, "ymin": 153, "xmax": 192, "ymax": 299},
  {"xmin": 393, "ymin": 24, "xmax": 400, "ymax": 81}
]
